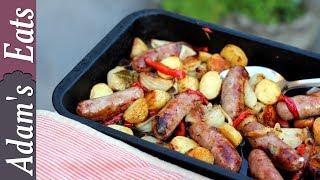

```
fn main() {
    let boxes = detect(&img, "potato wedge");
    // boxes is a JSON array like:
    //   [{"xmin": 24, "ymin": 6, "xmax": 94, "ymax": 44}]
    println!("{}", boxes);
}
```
[
  {"xmin": 130, "ymin": 37, "xmax": 148, "ymax": 58},
  {"xmin": 199, "ymin": 71, "xmax": 222, "ymax": 100},
  {"xmin": 187, "ymin": 147, "xmax": 214, "ymax": 164},
  {"xmin": 107, "ymin": 125, "xmax": 133, "ymax": 135},
  {"xmin": 123, "ymin": 98, "xmax": 148, "ymax": 123},
  {"xmin": 255, "ymin": 79, "xmax": 281, "ymax": 105},
  {"xmin": 294, "ymin": 117, "xmax": 314, "ymax": 128},
  {"xmin": 205, "ymin": 105, "xmax": 226, "ymax": 128},
  {"xmin": 89, "ymin": 83, "xmax": 113, "ymax": 99},
  {"xmin": 198, "ymin": 51, "xmax": 212, "ymax": 62},
  {"xmin": 170, "ymin": 136, "xmax": 199, "ymax": 154},
  {"xmin": 178, "ymin": 76, "xmax": 199, "ymax": 93},
  {"xmin": 249, "ymin": 73, "xmax": 265, "ymax": 89},
  {"xmin": 207, "ymin": 53, "xmax": 231, "ymax": 73},
  {"xmin": 182, "ymin": 56, "xmax": 201, "ymax": 72},
  {"xmin": 220, "ymin": 44, "xmax": 248, "ymax": 67},
  {"xmin": 151, "ymin": 39, "xmax": 171, "ymax": 48},
  {"xmin": 158, "ymin": 56, "xmax": 183, "ymax": 79},
  {"xmin": 179, "ymin": 45, "xmax": 196, "ymax": 60},
  {"xmin": 145, "ymin": 90, "xmax": 171, "ymax": 111},
  {"xmin": 244, "ymin": 80, "xmax": 257, "ymax": 109},
  {"xmin": 218, "ymin": 123, "xmax": 243, "ymax": 147},
  {"xmin": 313, "ymin": 117, "xmax": 320, "ymax": 145}
]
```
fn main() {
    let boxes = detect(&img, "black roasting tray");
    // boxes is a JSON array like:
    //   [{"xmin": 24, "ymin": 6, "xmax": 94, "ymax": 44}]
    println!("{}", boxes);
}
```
[{"xmin": 52, "ymin": 9, "xmax": 320, "ymax": 179}]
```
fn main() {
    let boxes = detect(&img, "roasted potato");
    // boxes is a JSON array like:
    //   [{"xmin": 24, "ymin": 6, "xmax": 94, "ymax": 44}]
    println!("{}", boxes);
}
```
[
  {"xmin": 130, "ymin": 37, "xmax": 148, "ymax": 58},
  {"xmin": 255, "ymin": 79, "xmax": 281, "ymax": 105},
  {"xmin": 179, "ymin": 45, "xmax": 196, "ymax": 60},
  {"xmin": 139, "ymin": 72, "xmax": 173, "ymax": 91},
  {"xmin": 249, "ymin": 73, "xmax": 265, "ymax": 89},
  {"xmin": 123, "ymin": 98, "xmax": 148, "ymax": 123},
  {"xmin": 244, "ymin": 80, "xmax": 257, "ymax": 109},
  {"xmin": 89, "ymin": 83, "xmax": 113, "ymax": 99},
  {"xmin": 151, "ymin": 39, "xmax": 171, "ymax": 48},
  {"xmin": 276, "ymin": 127, "xmax": 308, "ymax": 149},
  {"xmin": 195, "ymin": 63, "xmax": 208, "ymax": 79},
  {"xmin": 177, "ymin": 76, "xmax": 199, "ymax": 93},
  {"xmin": 220, "ymin": 44, "xmax": 248, "ymax": 67},
  {"xmin": 257, "ymin": 105, "xmax": 278, "ymax": 127},
  {"xmin": 313, "ymin": 117, "xmax": 320, "ymax": 145},
  {"xmin": 207, "ymin": 53, "xmax": 231, "ymax": 73},
  {"xmin": 218, "ymin": 123, "xmax": 243, "ymax": 147},
  {"xmin": 158, "ymin": 56, "xmax": 183, "ymax": 79},
  {"xmin": 251, "ymin": 102, "xmax": 265, "ymax": 114},
  {"xmin": 170, "ymin": 136, "xmax": 199, "ymax": 154},
  {"xmin": 141, "ymin": 135, "xmax": 160, "ymax": 144},
  {"xmin": 198, "ymin": 51, "xmax": 212, "ymax": 62},
  {"xmin": 107, "ymin": 124, "xmax": 133, "ymax": 135},
  {"xmin": 182, "ymin": 56, "xmax": 201, "ymax": 72},
  {"xmin": 187, "ymin": 147, "xmax": 214, "ymax": 164},
  {"xmin": 145, "ymin": 90, "xmax": 171, "ymax": 111},
  {"xmin": 205, "ymin": 105, "xmax": 226, "ymax": 128},
  {"xmin": 294, "ymin": 117, "xmax": 314, "ymax": 128},
  {"xmin": 107, "ymin": 66, "xmax": 138, "ymax": 91},
  {"xmin": 199, "ymin": 71, "xmax": 222, "ymax": 100}
]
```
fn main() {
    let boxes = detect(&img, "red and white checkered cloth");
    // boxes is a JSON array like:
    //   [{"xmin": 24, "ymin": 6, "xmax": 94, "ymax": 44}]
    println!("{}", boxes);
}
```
[{"xmin": 36, "ymin": 110, "xmax": 207, "ymax": 180}]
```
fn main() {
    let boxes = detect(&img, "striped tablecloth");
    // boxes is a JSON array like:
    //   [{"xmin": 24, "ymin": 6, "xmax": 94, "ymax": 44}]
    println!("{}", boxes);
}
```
[{"xmin": 36, "ymin": 110, "xmax": 208, "ymax": 180}]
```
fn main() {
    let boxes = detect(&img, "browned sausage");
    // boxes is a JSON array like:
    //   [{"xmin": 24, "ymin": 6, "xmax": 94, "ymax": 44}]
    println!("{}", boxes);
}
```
[
  {"xmin": 276, "ymin": 95, "xmax": 320, "ymax": 120},
  {"xmin": 249, "ymin": 149, "xmax": 283, "ymax": 180},
  {"xmin": 77, "ymin": 87, "xmax": 144, "ymax": 121},
  {"xmin": 239, "ymin": 116, "xmax": 304, "ymax": 172},
  {"xmin": 308, "ymin": 153, "xmax": 320, "ymax": 178},
  {"xmin": 153, "ymin": 92, "xmax": 203, "ymax": 140},
  {"xmin": 221, "ymin": 66, "xmax": 249, "ymax": 119},
  {"xmin": 131, "ymin": 42, "xmax": 184, "ymax": 72},
  {"xmin": 185, "ymin": 103, "xmax": 206, "ymax": 124},
  {"xmin": 189, "ymin": 122, "xmax": 242, "ymax": 172}
]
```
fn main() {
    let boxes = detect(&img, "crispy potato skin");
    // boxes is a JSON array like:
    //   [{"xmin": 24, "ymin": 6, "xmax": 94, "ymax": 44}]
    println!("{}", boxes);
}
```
[
  {"xmin": 130, "ymin": 37, "xmax": 148, "ymax": 58},
  {"xmin": 313, "ymin": 118, "xmax": 320, "ymax": 145},
  {"xmin": 187, "ymin": 147, "xmax": 214, "ymax": 164},
  {"xmin": 145, "ymin": 90, "xmax": 171, "ymax": 111},
  {"xmin": 207, "ymin": 54, "xmax": 231, "ymax": 73},
  {"xmin": 124, "ymin": 98, "xmax": 149, "ymax": 123},
  {"xmin": 170, "ymin": 136, "xmax": 199, "ymax": 154},
  {"xmin": 220, "ymin": 44, "xmax": 248, "ymax": 67},
  {"xmin": 294, "ymin": 117, "xmax": 314, "ymax": 128},
  {"xmin": 218, "ymin": 123, "xmax": 243, "ymax": 147}
]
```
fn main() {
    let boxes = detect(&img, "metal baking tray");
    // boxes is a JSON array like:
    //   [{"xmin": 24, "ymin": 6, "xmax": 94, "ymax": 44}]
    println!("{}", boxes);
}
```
[{"xmin": 53, "ymin": 9, "xmax": 320, "ymax": 179}]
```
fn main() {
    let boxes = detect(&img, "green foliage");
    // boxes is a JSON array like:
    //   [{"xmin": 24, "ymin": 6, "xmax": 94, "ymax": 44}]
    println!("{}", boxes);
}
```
[{"xmin": 161, "ymin": 0, "xmax": 305, "ymax": 24}]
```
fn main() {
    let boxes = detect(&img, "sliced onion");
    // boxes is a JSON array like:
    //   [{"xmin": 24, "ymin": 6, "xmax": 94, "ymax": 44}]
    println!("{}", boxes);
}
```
[
  {"xmin": 139, "ymin": 72, "xmax": 173, "ymax": 91},
  {"xmin": 135, "ymin": 116, "xmax": 154, "ymax": 133},
  {"xmin": 141, "ymin": 135, "xmax": 160, "ymax": 144}
]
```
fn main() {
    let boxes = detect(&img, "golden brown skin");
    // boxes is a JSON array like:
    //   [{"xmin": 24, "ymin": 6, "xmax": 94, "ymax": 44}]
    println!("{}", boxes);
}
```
[
  {"xmin": 249, "ymin": 149, "xmax": 283, "ymax": 180},
  {"xmin": 221, "ymin": 66, "xmax": 249, "ymax": 119},
  {"xmin": 189, "ymin": 122, "xmax": 242, "ymax": 172},
  {"xmin": 153, "ymin": 92, "xmax": 203, "ymax": 140},
  {"xmin": 131, "ymin": 42, "xmax": 184, "ymax": 72},
  {"xmin": 276, "ymin": 95, "xmax": 320, "ymax": 120},
  {"xmin": 239, "ymin": 117, "xmax": 304, "ymax": 172},
  {"xmin": 77, "ymin": 87, "xmax": 144, "ymax": 121}
]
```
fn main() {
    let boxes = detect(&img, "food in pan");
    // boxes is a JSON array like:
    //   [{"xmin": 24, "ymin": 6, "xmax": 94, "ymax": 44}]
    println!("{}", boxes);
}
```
[{"xmin": 76, "ymin": 38, "xmax": 320, "ymax": 178}]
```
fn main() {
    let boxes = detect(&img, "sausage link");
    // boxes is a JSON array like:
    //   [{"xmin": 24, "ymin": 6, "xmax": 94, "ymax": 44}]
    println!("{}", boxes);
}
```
[
  {"xmin": 189, "ymin": 122, "xmax": 242, "ymax": 172},
  {"xmin": 77, "ymin": 87, "xmax": 144, "ymax": 121},
  {"xmin": 276, "ymin": 95, "xmax": 320, "ymax": 120},
  {"xmin": 249, "ymin": 149, "xmax": 283, "ymax": 180},
  {"xmin": 221, "ymin": 66, "xmax": 249, "ymax": 119}
]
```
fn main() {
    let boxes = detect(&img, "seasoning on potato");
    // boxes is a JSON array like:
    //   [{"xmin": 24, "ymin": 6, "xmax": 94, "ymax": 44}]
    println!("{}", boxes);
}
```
[
  {"xmin": 130, "ymin": 37, "xmax": 148, "ymax": 58},
  {"xmin": 198, "ymin": 51, "xmax": 212, "ymax": 62},
  {"xmin": 178, "ymin": 76, "xmax": 199, "ymax": 93},
  {"xmin": 199, "ymin": 71, "xmax": 222, "ymax": 100},
  {"xmin": 182, "ymin": 56, "xmax": 201, "ymax": 72},
  {"xmin": 89, "ymin": 83, "xmax": 113, "ymax": 99},
  {"xmin": 294, "ymin": 117, "xmax": 315, "ymax": 128},
  {"xmin": 313, "ymin": 117, "xmax": 320, "ymax": 145},
  {"xmin": 207, "ymin": 53, "xmax": 231, "ymax": 73},
  {"xmin": 255, "ymin": 79, "xmax": 281, "ymax": 105},
  {"xmin": 170, "ymin": 136, "xmax": 199, "ymax": 154},
  {"xmin": 158, "ymin": 56, "xmax": 183, "ymax": 79},
  {"xmin": 123, "ymin": 98, "xmax": 148, "ymax": 123},
  {"xmin": 107, "ymin": 124, "xmax": 133, "ymax": 135},
  {"xmin": 145, "ymin": 90, "xmax": 171, "ymax": 111},
  {"xmin": 187, "ymin": 147, "xmax": 214, "ymax": 164},
  {"xmin": 220, "ymin": 44, "xmax": 248, "ymax": 67}
]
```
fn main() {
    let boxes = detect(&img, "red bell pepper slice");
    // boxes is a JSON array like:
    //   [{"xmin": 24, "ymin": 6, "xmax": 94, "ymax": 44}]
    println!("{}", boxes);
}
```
[
  {"xmin": 193, "ymin": 46, "xmax": 209, "ymax": 52},
  {"xmin": 123, "ymin": 120, "xmax": 134, "ymax": 128},
  {"xmin": 186, "ymin": 89, "xmax": 208, "ymax": 105},
  {"xmin": 278, "ymin": 94, "xmax": 299, "ymax": 119},
  {"xmin": 131, "ymin": 81, "xmax": 148, "ymax": 93},
  {"xmin": 144, "ymin": 58, "xmax": 186, "ymax": 79},
  {"xmin": 278, "ymin": 118, "xmax": 289, "ymax": 128},
  {"xmin": 174, "ymin": 121, "xmax": 186, "ymax": 136},
  {"xmin": 296, "ymin": 143, "xmax": 306, "ymax": 156},
  {"xmin": 202, "ymin": 27, "xmax": 212, "ymax": 33},
  {"xmin": 233, "ymin": 109, "xmax": 253, "ymax": 128}
]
